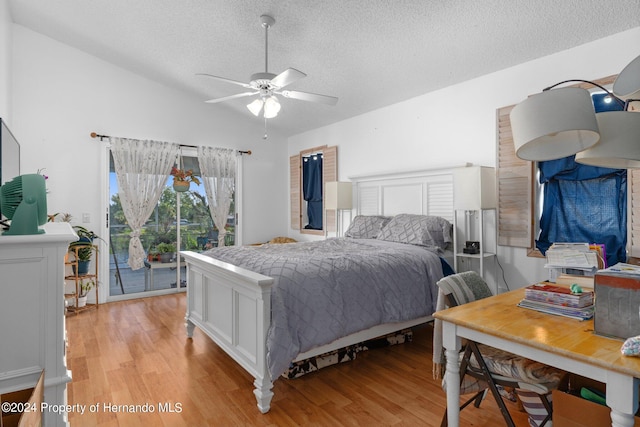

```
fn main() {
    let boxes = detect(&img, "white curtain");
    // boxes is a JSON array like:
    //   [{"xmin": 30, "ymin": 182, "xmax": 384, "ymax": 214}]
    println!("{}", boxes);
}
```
[
  {"xmin": 197, "ymin": 146, "xmax": 236, "ymax": 247},
  {"xmin": 111, "ymin": 138, "xmax": 180, "ymax": 270}
]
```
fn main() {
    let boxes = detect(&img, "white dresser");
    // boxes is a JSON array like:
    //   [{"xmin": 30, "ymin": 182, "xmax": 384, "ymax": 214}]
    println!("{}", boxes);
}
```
[{"xmin": 0, "ymin": 222, "xmax": 76, "ymax": 427}]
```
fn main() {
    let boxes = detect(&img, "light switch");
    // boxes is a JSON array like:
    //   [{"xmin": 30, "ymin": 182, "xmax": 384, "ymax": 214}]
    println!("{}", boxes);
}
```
[{"xmin": 82, "ymin": 213, "xmax": 90, "ymax": 223}]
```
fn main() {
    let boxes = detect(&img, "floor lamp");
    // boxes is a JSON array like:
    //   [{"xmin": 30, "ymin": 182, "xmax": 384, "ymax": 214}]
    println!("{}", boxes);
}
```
[{"xmin": 325, "ymin": 181, "xmax": 352, "ymax": 237}]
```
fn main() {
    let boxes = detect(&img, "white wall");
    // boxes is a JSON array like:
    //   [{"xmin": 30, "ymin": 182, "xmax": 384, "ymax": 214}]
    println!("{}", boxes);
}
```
[
  {"xmin": 0, "ymin": 0, "xmax": 11, "ymax": 120},
  {"xmin": 6, "ymin": 23, "xmax": 289, "ymax": 305},
  {"xmin": 10, "ymin": 24, "xmax": 289, "ymax": 251},
  {"xmin": 289, "ymin": 27, "xmax": 640, "ymax": 290}
]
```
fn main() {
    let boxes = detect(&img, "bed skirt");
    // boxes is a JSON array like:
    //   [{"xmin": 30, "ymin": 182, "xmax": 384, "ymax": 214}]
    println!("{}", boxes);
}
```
[{"xmin": 282, "ymin": 328, "xmax": 413, "ymax": 379}]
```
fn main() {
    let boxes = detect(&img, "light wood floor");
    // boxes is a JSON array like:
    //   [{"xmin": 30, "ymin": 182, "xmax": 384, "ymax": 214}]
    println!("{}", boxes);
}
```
[{"xmin": 66, "ymin": 294, "xmax": 530, "ymax": 426}]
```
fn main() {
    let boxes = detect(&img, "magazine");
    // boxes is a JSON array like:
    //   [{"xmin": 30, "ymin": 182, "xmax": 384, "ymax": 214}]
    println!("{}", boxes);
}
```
[{"xmin": 517, "ymin": 299, "xmax": 594, "ymax": 321}]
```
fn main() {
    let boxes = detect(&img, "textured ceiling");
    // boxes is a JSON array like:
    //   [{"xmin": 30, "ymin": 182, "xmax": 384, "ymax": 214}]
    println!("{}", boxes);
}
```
[{"xmin": 7, "ymin": 0, "xmax": 640, "ymax": 138}]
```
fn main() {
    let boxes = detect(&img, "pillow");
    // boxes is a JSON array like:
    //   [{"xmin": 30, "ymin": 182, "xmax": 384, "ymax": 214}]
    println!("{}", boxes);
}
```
[
  {"xmin": 376, "ymin": 214, "xmax": 452, "ymax": 250},
  {"xmin": 344, "ymin": 215, "xmax": 392, "ymax": 239}
]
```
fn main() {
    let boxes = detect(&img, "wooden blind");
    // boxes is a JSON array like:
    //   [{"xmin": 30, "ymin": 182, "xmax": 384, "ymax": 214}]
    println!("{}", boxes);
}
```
[
  {"xmin": 495, "ymin": 75, "xmax": 634, "ymax": 255},
  {"xmin": 290, "ymin": 145, "xmax": 338, "ymax": 232},
  {"xmin": 630, "ymin": 169, "xmax": 640, "ymax": 258},
  {"xmin": 289, "ymin": 154, "xmax": 301, "ymax": 230},
  {"xmin": 323, "ymin": 145, "xmax": 338, "ymax": 233},
  {"xmin": 496, "ymin": 105, "xmax": 534, "ymax": 248}
]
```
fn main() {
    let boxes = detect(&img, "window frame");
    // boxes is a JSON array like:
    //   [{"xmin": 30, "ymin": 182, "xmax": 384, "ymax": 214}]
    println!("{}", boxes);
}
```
[
  {"xmin": 290, "ymin": 145, "xmax": 337, "ymax": 235},
  {"xmin": 496, "ymin": 74, "xmax": 640, "ymax": 259}
]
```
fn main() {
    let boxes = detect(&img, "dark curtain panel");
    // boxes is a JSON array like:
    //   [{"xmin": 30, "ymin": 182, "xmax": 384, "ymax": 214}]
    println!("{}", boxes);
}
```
[
  {"xmin": 536, "ymin": 91, "xmax": 627, "ymax": 266},
  {"xmin": 536, "ymin": 159, "xmax": 626, "ymax": 266},
  {"xmin": 303, "ymin": 154, "xmax": 323, "ymax": 229}
]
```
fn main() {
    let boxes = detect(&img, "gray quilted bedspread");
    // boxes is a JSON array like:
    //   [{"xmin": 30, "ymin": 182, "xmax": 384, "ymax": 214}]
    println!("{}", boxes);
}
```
[{"xmin": 202, "ymin": 238, "xmax": 444, "ymax": 379}]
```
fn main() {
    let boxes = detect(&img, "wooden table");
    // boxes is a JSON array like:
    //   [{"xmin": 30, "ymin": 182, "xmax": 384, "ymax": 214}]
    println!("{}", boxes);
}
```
[
  {"xmin": 433, "ymin": 286, "xmax": 640, "ymax": 427},
  {"xmin": 144, "ymin": 260, "xmax": 186, "ymax": 290}
]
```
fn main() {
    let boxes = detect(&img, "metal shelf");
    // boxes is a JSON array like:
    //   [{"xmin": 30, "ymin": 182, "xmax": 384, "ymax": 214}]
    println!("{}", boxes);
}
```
[{"xmin": 453, "ymin": 208, "xmax": 496, "ymax": 281}]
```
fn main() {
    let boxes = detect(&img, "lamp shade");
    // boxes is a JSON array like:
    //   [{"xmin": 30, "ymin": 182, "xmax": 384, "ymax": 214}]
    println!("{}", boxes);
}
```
[
  {"xmin": 575, "ymin": 111, "xmax": 640, "ymax": 168},
  {"xmin": 453, "ymin": 166, "xmax": 496, "ymax": 210},
  {"xmin": 613, "ymin": 54, "xmax": 640, "ymax": 101},
  {"xmin": 510, "ymin": 87, "xmax": 600, "ymax": 161},
  {"xmin": 263, "ymin": 96, "xmax": 281, "ymax": 118},
  {"xmin": 325, "ymin": 181, "xmax": 352, "ymax": 210},
  {"xmin": 247, "ymin": 98, "xmax": 263, "ymax": 116}
]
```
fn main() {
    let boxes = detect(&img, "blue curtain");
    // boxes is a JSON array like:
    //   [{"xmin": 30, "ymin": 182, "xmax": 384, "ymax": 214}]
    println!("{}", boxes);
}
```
[
  {"xmin": 536, "ymin": 91, "xmax": 627, "ymax": 266},
  {"xmin": 536, "ymin": 159, "xmax": 626, "ymax": 266},
  {"xmin": 303, "ymin": 154, "xmax": 323, "ymax": 229}
]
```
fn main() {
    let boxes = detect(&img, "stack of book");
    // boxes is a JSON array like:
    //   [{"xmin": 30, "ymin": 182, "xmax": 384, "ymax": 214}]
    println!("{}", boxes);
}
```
[{"xmin": 517, "ymin": 283, "xmax": 594, "ymax": 320}]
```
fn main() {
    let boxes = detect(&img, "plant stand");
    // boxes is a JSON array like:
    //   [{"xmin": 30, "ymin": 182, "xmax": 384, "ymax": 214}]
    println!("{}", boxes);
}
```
[{"xmin": 65, "ymin": 244, "xmax": 99, "ymax": 315}]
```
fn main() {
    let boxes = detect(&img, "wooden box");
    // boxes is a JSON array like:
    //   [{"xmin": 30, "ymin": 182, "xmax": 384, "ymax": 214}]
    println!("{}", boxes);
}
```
[
  {"xmin": 0, "ymin": 371, "xmax": 44, "ymax": 427},
  {"xmin": 553, "ymin": 375, "xmax": 640, "ymax": 427},
  {"xmin": 594, "ymin": 271, "xmax": 640, "ymax": 339}
]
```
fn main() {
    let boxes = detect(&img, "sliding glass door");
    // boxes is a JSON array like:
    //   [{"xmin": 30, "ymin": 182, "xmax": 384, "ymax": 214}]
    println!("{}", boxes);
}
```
[{"xmin": 108, "ymin": 150, "xmax": 235, "ymax": 298}]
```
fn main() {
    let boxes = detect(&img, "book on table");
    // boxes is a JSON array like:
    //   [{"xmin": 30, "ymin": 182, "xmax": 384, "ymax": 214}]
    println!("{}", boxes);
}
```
[
  {"xmin": 524, "ymin": 283, "xmax": 594, "ymax": 308},
  {"xmin": 517, "ymin": 298, "xmax": 594, "ymax": 321}
]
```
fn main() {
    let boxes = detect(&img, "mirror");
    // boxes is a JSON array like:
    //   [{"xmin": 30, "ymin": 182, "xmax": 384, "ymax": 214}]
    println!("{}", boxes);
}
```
[{"xmin": 0, "ymin": 118, "xmax": 20, "ymax": 186}]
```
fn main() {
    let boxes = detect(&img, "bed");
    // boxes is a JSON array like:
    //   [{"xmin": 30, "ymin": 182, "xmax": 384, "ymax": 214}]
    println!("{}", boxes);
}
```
[{"xmin": 181, "ymin": 167, "xmax": 459, "ymax": 413}]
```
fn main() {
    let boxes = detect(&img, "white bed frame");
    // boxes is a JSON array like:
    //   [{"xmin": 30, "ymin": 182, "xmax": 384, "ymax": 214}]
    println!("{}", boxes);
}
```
[{"xmin": 182, "ymin": 166, "xmax": 461, "ymax": 413}]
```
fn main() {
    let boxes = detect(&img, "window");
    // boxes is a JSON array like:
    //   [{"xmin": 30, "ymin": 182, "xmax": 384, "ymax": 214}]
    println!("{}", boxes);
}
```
[
  {"xmin": 302, "ymin": 152, "xmax": 324, "ymax": 230},
  {"xmin": 108, "ymin": 149, "xmax": 235, "ymax": 297},
  {"xmin": 290, "ymin": 145, "xmax": 337, "ymax": 234},
  {"xmin": 535, "ymin": 90, "xmax": 626, "ymax": 266},
  {"xmin": 497, "ymin": 74, "xmax": 640, "ymax": 262}
]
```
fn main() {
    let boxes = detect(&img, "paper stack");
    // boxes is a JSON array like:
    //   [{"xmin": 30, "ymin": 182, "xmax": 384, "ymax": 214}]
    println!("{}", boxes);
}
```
[
  {"xmin": 517, "ymin": 283, "xmax": 594, "ymax": 320},
  {"xmin": 544, "ymin": 243, "xmax": 601, "ymax": 283}
]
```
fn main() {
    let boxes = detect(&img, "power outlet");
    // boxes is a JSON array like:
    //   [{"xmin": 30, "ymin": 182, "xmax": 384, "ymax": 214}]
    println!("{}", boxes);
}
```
[{"xmin": 82, "ymin": 213, "xmax": 91, "ymax": 223}]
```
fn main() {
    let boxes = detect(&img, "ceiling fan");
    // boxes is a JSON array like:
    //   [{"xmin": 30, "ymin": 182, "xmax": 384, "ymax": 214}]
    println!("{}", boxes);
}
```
[{"xmin": 198, "ymin": 14, "xmax": 338, "ymax": 120}]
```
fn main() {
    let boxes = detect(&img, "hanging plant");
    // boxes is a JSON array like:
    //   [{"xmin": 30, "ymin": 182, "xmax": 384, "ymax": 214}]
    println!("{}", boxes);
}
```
[{"xmin": 171, "ymin": 167, "xmax": 201, "ymax": 192}]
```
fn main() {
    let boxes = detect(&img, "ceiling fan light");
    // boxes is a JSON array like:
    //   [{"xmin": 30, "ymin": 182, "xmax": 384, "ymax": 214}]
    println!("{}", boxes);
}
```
[
  {"xmin": 247, "ymin": 98, "xmax": 264, "ymax": 116},
  {"xmin": 263, "ymin": 96, "xmax": 281, "ymax": 119}
]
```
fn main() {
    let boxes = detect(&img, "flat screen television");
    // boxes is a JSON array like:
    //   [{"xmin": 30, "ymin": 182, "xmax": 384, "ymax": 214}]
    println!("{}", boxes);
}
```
[{"xmin": 0, "ymin": 118, "xmax": 21, "ymax": 225}]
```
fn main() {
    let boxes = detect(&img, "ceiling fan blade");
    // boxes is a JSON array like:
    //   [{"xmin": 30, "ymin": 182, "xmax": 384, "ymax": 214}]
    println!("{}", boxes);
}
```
[
  {"xmin": 270, "ymin": 68, "xmax": 307, "ymax": 89},
  {"xmin": 205, "ymin": 91, "xmax": 259, "ymax": 104},
  {"xmin": 197, "ymin": 73, "xmax": 252, "ymax": 89},
  {"xmin": 280, "ymin": 90, "xmax": 338, "ymax": 106}
]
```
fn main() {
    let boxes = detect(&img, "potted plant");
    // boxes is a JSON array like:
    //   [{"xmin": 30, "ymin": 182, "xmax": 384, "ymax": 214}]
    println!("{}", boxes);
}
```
[
  {"xmin": 70, "ymin": 245, "xmax": 94, "ymax": 275},
  {"xmin": 170, "ymin": 167, "xmax": 201, "ymax": 192},
  {"xmin": 77, "ymin": 279, "xmax": 95, "ymax": 307},
  {"xmin": 69, "ymin": 226, "xmax": 101, "ymax": 275},
  {"xmin": 72, "ymin": 225, "xmax": 100, "ymax": 243},
  {"xmin": 156, "ymin": 242, "xmax": 176, "ymax": 263},
  {"xmin": 147, "ymin": 249, "xmax": 160, "ymax": 262}
]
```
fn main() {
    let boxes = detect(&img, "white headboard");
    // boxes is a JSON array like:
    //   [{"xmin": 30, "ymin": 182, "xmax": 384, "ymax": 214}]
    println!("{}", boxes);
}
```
[{"xmin": 349, "ymin": 165, "xmax": 469, "ymax": 222}]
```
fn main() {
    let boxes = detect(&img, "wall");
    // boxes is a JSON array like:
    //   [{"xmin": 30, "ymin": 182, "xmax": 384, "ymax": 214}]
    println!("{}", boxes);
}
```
[
  {"xmin": 289, "ymin": 27, "xmax": 640, "ymax": 290},
  {"xmin": 9, "ymin": 24, "xmax": 289, "ymax": 300},
  {"xmin": 0, "ymin": 0, "xmax": 11, "ymax": 120},
  {"xmin": 10, "ymin": 24, "xmax": 289, "ymax": 243}
]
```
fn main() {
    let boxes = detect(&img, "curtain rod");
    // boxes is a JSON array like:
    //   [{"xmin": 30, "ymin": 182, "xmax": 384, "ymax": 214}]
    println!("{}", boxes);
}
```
[{"xmin": 90, "ymin": 132, "xmax": 252, "ymax": 155}]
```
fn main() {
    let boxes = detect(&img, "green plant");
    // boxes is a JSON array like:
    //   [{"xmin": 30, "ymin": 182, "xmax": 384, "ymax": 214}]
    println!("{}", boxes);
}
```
[
  {"xmin": 73, "ymin": 245, "xmax": 94, "ymax": 262},
  {"xmin": 79, "ymin": 279, "xmax": 95, "ymax": 297},
  {"xmin": 72, "ymin": 225, "xmax": 101, "ymax": 242},
  {"xmin": 155, "ymin": 242, "xmax": 176, "ymax": 253},
  {"xmin": 69, "ymin": 226, "xmax": 102, "ymax": 261}
]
